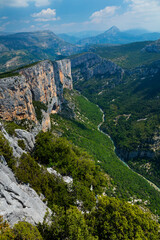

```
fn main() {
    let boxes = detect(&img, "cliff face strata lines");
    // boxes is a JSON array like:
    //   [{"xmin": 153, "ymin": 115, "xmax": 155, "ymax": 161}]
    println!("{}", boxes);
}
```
[
  {"xmin": 0, "ymin": 59, "xmax": 73, "ymax": 123},
  {"xmin": 0, "ymin": 76, "xmax": 37, "ymax": 122},
  {"xmin": 71, "ymin": 53, "xmax": 124, "ymax": 83}
]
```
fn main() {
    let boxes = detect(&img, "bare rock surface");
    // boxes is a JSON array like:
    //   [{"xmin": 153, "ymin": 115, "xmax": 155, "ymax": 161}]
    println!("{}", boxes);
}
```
[
  {"xmin": 15, "ymin": 129, "xmax": 35, "ymax": 152},
  {"xmin": 71, "ymin": 53, "xmax": 124, "ymax": 84},
  {"xmin": 0, "ymin": 123, "xmax": 25, "ymax": 158},
  {"xmin": 0, "ymin": 59, "xmax": 73, "ymax": 129},
  {"xmin": 0, "ymin": 158, "xmax": 50, "ymax": 226}
]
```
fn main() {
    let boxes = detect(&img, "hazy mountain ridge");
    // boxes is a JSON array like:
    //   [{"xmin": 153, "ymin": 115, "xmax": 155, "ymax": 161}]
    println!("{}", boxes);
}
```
[
  {"xmin": 0, "ymin": 30, "xmax": 84, "ymax": 73},
  {"xmin": 76, "ymin": 26, "xmax": 160, "ymax": 45}
]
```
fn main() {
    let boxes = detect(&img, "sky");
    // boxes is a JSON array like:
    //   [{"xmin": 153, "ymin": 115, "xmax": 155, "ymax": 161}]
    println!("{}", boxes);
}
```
[{"xmin": 0, "ymin": 0, "xmax": 160, "ymax": 34}]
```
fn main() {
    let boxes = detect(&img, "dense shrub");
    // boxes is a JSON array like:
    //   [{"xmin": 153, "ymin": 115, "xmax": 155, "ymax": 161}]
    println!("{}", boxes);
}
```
[
  {"xmin": 13, "ymin": 222, "xmax": 43, "ymax": 240},
  {"xmin": 0, "ymin": 132, "xmax": 15, "ymax": 169},
  {"xmin": 87, "ymin": 196, "xmax": 160, "ymax": 240},
  {"xmin": 33, "ymin": 101, "xmax": 47, "ymax": 122},
  {"xmin": 18, "ymin": 139, "xmax": 25, "ymax": 150}
]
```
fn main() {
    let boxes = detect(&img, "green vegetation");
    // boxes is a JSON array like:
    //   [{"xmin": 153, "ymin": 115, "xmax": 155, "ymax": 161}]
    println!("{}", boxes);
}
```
[
  {"xmin": 72, "ymin": 44, "xmax": 160, "ymax": 188},
  {"xmin": 1, "ymin": 88, "xmax": 160, "ymax": 238},
  {"xmin": 17, "ymin": 139, "xmax": 25, "ymax": 150},
  {"xmin": 93, "ymin": 42, "xmax": 160, "ymax": 69},
  {"xmin": 0, "ymin": 216, "xmax": 43, "ymax": 240},
  {"xmin": 0, "ymin": 132, "xmax": 15, "ymax": 169},
  {"xmin": 0, "ymin": 71, "xmax": 19, "ymax": 79},
  {"xmin": 15, "ymin": 153, "xmax": 75, "ymax": 208},
  {"xmin": 4, "ymin": 121, "xmax": 25, "ymax": 136},
  {"xmin": 33, "ymin": 101, "xmax": 47, "ymax": 122},
  {"xmin": 50, "ymin": 89, "xmax": 160, "ymax": 216},
  {"xmin": 12, "ymin": 222, "xmax": 43, "ymax": 240},
  {"xmin": 0, "ymin": 57, "xmax": 41, "ymax": 77},
  {"xmin": 38, "ymin": 196, "xmax": 160, "ymax": 240},
  {"xmin": 38, "ymin": 205, "xmax": 95, "ymax": 240},
  {"xmin": 0, "ymin": 216, "xmax": 15, "ymax": 240},
  {"xmin": 33, "ymin": 132, "xmax": 107, "ymax": 210},
  {"xmin": 87, "ymin": 196, "xmax": 160, "ymax": 240}
]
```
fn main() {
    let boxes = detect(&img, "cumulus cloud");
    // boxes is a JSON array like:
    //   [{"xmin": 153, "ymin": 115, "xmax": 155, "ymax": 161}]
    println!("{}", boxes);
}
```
[
  {"xmin": 90, "ymin": 6, "xmax": 119, "ymax": 23},
  {"xmin": 119, "ymin": 0, "xmax": 160, "ymax": 30},
  {"xmin": 32, "ymin": 8, "xmax": 60, "ymax": 22},
  {"xmin": 88, "ymin": 0, "xmax": 160, "ymax": 31},
  {"xmin": 0, "ymin": 0, "xmax": 50, "ymax": 7}
]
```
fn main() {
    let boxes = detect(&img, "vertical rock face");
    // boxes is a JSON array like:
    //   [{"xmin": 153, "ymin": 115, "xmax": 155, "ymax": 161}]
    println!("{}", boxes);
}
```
[
  {"xmin": 71, "ymin": 53, "xmax": 124, "ymax": 85},
  {"xmin": 0, "ymin": 76, "xmax": 37, "ymax": 122},
  {"xmin": 0, "ymin": 59, "xmax": 73, "ymax": 124}
]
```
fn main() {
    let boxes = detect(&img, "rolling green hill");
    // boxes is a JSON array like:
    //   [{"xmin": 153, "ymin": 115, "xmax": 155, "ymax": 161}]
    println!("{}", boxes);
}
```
[{"xmin": 92, "ymin": 41, "xmax": 160, "ymax": 68}]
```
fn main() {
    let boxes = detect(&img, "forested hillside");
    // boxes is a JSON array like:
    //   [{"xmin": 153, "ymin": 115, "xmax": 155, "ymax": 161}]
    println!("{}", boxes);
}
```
[
  {"xmin": 71, "ymin": 42, "xmax": 160, "ymax": 190},
  {"xmin": 1, "ymin": 89, "xmax": 160, "ymax": 239}
]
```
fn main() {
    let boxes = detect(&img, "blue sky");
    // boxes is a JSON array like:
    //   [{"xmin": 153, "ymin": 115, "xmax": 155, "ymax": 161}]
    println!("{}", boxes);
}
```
[{"xmin": 0, "ymin": 0, "xmax": 160, "ymax": 33}]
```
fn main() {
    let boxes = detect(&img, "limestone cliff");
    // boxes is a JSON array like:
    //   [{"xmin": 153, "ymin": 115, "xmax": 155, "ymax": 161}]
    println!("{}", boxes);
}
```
[
  {"xmin": 0, "ymin": 59, "xmax": 72, "ymax": 127},
  {"xmin": 71, "ymin": 52, "xmax": 124, "ymax": 85},
  {"xmin": 0, "ymin": 156, "xmax": 50, "ymax": 226}
]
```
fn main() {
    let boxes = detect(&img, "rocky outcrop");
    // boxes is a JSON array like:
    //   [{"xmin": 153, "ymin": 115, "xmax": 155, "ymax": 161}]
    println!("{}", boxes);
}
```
[
  {"xmin": 142, "ymin": 39, "xmax": 160, "ymax": 53},
  {"xmin": 0, "ymin": 157, "xmax": 50, "ymax": 226},
  {"xmin": 14, "ymin": 129, "xmax": 35, "ymax": 152},
  {"xmin": 0, "ymin": 59, "xmax": 73, "ymax": 128},
  {"xmin": 116, "ymin": 148, "xmax": 155, "ymax": 162},
  {"xmin": 0, "ymin": 123, "xmax": 26, "ymax": 158},
  {"xmin": 0, "ymin": 75, "xmax": 37, "ymax": 122},
  {"xmin": 71, "ymin": 53, "xmax": 124, "ymax": 85}
]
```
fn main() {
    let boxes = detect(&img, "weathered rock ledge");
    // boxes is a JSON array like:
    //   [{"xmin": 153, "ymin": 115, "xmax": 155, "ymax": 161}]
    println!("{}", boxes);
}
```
[{"xmin": 0, "ymin": 156, "xmax": 50, "ymax": 226}]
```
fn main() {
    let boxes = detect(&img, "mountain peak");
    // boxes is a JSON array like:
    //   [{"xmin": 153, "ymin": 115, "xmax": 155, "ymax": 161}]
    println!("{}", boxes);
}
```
[{"xmin": 107, "ymin": 26, "xmax": 120, "ymax": 33}]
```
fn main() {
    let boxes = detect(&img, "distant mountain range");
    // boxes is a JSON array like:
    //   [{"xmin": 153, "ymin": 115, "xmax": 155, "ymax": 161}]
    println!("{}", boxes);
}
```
[
  {"xmin": 58, "ymin": 31, "xmax": 102, "ymax": 44},
  {"xmin": 0, "ymin": 30, "xmax": 84, "ymax": 72},
  {"xmin": 59, "ymin": 26, "xmax": 160, "ymax": 45},
  {"xmin": 1, "ymin": 28, "xmax": 160, "ymax": 73}
]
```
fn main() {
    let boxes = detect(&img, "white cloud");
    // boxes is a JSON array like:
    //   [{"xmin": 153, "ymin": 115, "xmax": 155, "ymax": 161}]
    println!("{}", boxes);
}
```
[
  {"xmin": 32, "ymin": 8, "xmax": 59, "ymax": 22},
  {"xmin": 0, "ymin": 21, "xmax": 10, "ymax": 31},
  {"xmin": 1, "ymin": 16, "xmax": 8, "ymax": 20},
  {"xmin": 0, "ymin": 0, "xmax": 50, "ymax": 8},
  {"xmin": 90, "ymin": 6, "xmax": 119, "ymax": 24},
  {"xmin": 87, "ymin": 0, "xmax": 160, "ymax": 31},
  {"xmin": 34, "ymin": 0, "xmax": 50, "ymax": 7},
  {"xmin": 119, "ymin": 0, "xmax": 160, "ymax": 30}
]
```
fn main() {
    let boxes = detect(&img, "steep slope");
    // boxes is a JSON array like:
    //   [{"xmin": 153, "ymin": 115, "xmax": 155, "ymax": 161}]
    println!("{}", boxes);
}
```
[
  {"xmin": 71, "ymin": 52, "xmax": 124, "ymax": 87},
  {"xmin": 1, "ymin": 59, "xmax": 160, "ymax": 238},
  {"xmin": 50, "ymin": 89, "xmax": 160, "ymax": 216},
  {"xmin": 0, "ymin": 156, "xmax": 49, "ymax": 226},
  {"xmin": 0, "ymin": 59, "xmax": 72, "ymax": 131},
  {"xmin": 71, "ymin": 50, "xmax": 160, "ymax": 188}
]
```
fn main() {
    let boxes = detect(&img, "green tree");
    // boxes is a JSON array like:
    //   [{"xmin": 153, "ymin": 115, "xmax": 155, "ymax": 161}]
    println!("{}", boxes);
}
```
[
  {"xmin": 0, "ymin": 216, "xmax": 15, "ymax": 240},
  {"xmin": 87, "ymin": 196, "xmax": 160, "ymax": 240},
  {"xmin": 38, "ymin": 205, "xmax": 96, "ymax": 240},
  {"xmin": 13, "ymin": 221, "xmax": 43, "ymax": 240},
  {"xmin": 0, "ymin": 132, "xmax": 15, "ymax": 169}
]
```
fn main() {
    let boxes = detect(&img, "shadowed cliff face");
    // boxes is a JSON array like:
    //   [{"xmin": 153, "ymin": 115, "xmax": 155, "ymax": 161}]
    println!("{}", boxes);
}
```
[
  {"xmin": 0, "ymin": 59, "xmax": 72, "ymax": 125},
  {"xmin": 71, "ymin": 53, "xmax": 124, "ymax": 86}
]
